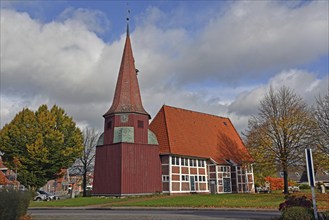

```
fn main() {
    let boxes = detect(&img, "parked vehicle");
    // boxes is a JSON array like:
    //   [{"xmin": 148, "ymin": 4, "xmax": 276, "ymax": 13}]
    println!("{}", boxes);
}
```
[
  {"xmin": 33, "ymin": 190, "xmax": 60, "ymax": 201},
  {"xmin": 33, "ymin": 191, "xmax": 48, "ymax": 201},
  {"xmin": 38, "ymin": 190, "xmax": 60, "ymax": 200}
]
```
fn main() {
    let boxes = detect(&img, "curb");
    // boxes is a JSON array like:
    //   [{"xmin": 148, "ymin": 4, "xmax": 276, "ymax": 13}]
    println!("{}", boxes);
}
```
[{"xmin": 29, "ymin": 206, "xmax": 279, "ymax": 212}]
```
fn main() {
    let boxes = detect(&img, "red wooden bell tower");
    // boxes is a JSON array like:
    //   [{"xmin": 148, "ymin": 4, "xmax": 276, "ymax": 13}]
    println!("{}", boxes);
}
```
[{"xmin": 92, "ymin": 24, "xmax": 162, "ymax": 196}]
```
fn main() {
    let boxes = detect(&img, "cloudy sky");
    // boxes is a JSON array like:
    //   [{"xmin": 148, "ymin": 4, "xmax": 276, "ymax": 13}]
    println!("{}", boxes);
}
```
[{"xmin": 1, "ymin": 1, "xmax": 328, "ymax": 134}]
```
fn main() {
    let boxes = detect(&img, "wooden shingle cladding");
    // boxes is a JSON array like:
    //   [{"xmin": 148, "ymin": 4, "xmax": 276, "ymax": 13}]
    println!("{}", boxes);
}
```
[{"xmin": 93, "ymin": 24, "xmax": 162, "ymax": 196}]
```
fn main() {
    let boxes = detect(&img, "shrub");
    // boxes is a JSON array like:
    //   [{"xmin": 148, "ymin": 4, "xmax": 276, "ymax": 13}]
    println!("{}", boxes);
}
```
[
  {"xmin": 319, "ymin": 211, "xmax": 329, "ymax": 220},
  {"xmin": 281, "ymin": 206, "xmax": 314, "ymax": 220},
  {"xmin": 264, "ymin": 176, "xmax": 296, "ymax": 190},
  {"xmin": 299, "ymin": 184, "xmax": 311, "ymax": 190},
  {"xmin": 279, "ymin": 195, "xmax": 313, "ymax": 211},
  {"xmin": 265, "ymin": 176, "xmax": 284, "ymax": 190},
  {"xmin": 0, "ymin": 189, "xmax": 31, "ymax": 220}
]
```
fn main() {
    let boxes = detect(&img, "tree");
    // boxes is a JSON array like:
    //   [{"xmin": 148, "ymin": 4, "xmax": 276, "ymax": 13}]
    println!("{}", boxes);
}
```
[
  {"xmin": 244, "ymin": 129, "xmax": 277, "ymax": 186},
  {"xmin": 71, "ymin": 128, "xmax": 99, "ymax": 197},
  {"xmin": 0, "ymin": 105, "xmax": 83, "ymax": 189},
  {"xmin": 244, "ymin": 86, "xmax": 316, "ymax": 194},
  {"xmin": 314, "ymin": 93, "xmax": 329, "ymax": 155}
]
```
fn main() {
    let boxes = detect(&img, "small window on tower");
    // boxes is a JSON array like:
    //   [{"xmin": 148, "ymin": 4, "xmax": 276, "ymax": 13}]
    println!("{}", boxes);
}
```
[
  {"xmin": 107, "ymin": 121, "xmax": 112, "ymax": 129},
  {"xmin": 138, "ymin": 120, "xmax": 144, "ymax": 128}
]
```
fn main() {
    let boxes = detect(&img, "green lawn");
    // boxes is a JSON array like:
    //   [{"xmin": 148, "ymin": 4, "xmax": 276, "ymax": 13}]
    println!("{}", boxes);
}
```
[
  {"xmin": 107, "ymin": 193, "xmax": 285, "ymax": 209},
  {"xmin": 29, "ymin": 196, "xmax": 131, "ymax": 207},
  {"xmin": 29, "ymin": 192, "xmax": 329, "ymax": 210}
]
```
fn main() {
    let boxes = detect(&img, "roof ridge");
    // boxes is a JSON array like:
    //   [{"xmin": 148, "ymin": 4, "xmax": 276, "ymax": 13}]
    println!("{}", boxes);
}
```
[{"xmin": 163, "ymin": 104, "xmax": 229, "ymax": 120}]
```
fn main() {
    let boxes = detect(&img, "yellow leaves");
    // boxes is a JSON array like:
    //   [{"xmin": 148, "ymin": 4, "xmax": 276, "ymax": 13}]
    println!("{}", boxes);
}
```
[
  {"xmin": 26, "ymin": 134, "xmax": 49, "ymax": 163},
  {"xmin": 1, "ymin": 104, "xmax": 84, "ymax": 188}
]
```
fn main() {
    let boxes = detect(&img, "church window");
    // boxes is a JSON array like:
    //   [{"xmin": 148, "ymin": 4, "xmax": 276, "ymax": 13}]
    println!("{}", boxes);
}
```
[
  {"xmin": 172, "ymin": 156, "xmax": 179, "ymax": 165},
  {"xmin": 181, "ymin": 175, "xmax": 189, "ymax": 181},
  {"xmin": 181, "ymin": 158, "xmax": 188, "ymax": 166},
  {"xmin": 162, "ymin": 175, "xmax": 169, "ymax": 182}
]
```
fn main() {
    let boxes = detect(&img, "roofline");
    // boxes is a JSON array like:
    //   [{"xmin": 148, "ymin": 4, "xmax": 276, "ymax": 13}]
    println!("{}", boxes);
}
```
[
  {"xmin": 162, "ymin": 104, "xmax": 230, "ymax": 120},
  {"xmin": 165, "ymin": 153, "xmax": 210, "ymax": 160},
  {"xmin": 208, "ymin": 157, "xmax": 218, "ymax": 165},
  {"xmin": 162, "ymin": 106, "xmax": 172, "ymax": 153},
  {"xmin": 103, "ymin": 111, "xmax": 151, "ymax": 119}
]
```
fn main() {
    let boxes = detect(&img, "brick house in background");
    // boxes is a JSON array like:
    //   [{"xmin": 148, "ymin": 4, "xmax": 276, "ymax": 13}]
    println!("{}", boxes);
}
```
[
  {"xmin": 150, "ymin": 105, "xmax": 254, "ymax": 194},
  {"xmin": 0, "ymin": 157, "xmax": 14, "ymax": 187},
  {"xmin": 93, "ymin": 22, "xmax": 254, "ymax": 196}
]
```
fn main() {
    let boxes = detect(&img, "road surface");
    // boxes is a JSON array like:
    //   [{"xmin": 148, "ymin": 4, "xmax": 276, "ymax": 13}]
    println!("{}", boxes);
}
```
[{"xmin": 29, "ymin": 208, "xmax": 280, "ymax": 220}]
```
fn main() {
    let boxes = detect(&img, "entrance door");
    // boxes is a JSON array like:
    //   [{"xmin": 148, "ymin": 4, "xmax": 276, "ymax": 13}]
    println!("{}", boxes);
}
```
[
  {"xmin": 190, "ymin": 176, "xmax": 195, "ymax": 191},
  {"xmin": 223, "ymin": 178, "xmax": 231, "ymax": 192},
  {"xmin": 210, "ymin": 181, "xmax": 216, "ymax": 194}
]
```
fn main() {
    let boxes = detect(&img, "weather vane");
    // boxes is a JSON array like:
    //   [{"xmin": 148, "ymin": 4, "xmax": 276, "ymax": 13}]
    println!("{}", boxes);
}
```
[
  {"xmin": 126, "ymin": 3, "xmax": 130, "ymax": 35},
  {"xmin": 126, "ymin": 3, "xmax": 130, "ymax": 24}
]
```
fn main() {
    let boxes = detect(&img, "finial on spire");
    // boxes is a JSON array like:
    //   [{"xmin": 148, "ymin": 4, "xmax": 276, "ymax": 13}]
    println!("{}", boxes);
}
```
[{"xmin": 126, "ymin": 3, "xmax": 130, "ymax": 36}]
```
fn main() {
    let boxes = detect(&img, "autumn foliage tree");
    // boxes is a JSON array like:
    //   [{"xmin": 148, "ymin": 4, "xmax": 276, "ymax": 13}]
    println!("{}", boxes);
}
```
[
  {"xmin": 245, "ymin": 86, "xmax": 316, "ymax": 194},
  {"xmin": 0, "ymin": 105, "xmax": 83, "ymax": 189}
]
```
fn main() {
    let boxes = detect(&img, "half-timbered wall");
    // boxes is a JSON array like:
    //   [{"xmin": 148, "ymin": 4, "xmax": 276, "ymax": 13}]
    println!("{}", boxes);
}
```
[
  {"xmin": 208, "ymin": 164, "xmax": 232, "ymax": 194},
  {"xmin": 160, "ymin": 155, "xmax": 254, "ymax": 194},
  {"xmin": 235, "ymin": 165, "xmax": 254, "ymax": 193},
  {"xmin": 163, "ymin": 155, "xmax": 208, "ymax": 194}
]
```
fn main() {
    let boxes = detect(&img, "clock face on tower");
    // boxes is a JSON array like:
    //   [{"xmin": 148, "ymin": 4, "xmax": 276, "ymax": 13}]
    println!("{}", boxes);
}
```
[{"xmin": 120, "ymin": 114, "xmax": 129, "ymax": 123}]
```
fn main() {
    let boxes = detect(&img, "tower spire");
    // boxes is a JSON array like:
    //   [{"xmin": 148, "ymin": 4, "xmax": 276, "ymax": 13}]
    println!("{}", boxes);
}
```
[{"xmin": 104, "ymin": 10, "xmax": 150, "ymax": 118}]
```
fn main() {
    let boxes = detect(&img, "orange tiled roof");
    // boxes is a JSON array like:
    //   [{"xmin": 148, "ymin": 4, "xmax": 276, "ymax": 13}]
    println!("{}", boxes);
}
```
[
  {"xmin": 150, "ymin": 105, "xmax": 253, "ymax": 165},
  {"xmin": 0, "ymin": 159, "xmax": 8, "ymax": 170},
  {"xmin": 0, "ymin": 170, "xmax": 12, "ymax": 185}
]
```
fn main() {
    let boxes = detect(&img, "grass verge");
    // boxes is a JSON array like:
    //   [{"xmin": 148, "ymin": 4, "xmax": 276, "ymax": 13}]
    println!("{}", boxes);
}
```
[{"xmin": 30, "ymin": 192, "xmax": 329, "ymax": 210}]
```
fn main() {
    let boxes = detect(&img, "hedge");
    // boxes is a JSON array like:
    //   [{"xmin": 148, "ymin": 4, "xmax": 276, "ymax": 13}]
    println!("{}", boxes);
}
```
[{"xmin": 0, "ymin": 189, "xmax": 31, "ymax": 220}]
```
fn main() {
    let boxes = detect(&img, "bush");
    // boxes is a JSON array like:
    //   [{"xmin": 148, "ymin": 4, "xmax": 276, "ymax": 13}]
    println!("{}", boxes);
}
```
[
  {"xmin": 319, "ymin": 211, "xmax": 329, "ymax": 220},
  {"xmin": 0, "ymin": 189, "xmax": 31, "ymax": 220},
  {"xmin": 299, "ymin": 184, "xmax": 311, "ymax": 190},
  {"xmin": 279, "ymin": 195, "xmax": 313, "ymax": 211},
  {"xmin": 265, "ymin": 176, "xmax": 284, "ymax": 190},
  {"xmin": 281, "ymin": 206, "xmax": 314, "ymax": 220}
]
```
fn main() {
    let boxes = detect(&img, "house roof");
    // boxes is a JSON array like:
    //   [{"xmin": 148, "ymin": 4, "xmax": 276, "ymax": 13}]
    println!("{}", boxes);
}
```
[
  {"xmin": 150, "ymin": 105, "xmax": 253, "ymax": 165},
  {"xmin": 104, "ymin": 24, "xmax": 150, "ymax": 118},
  {"xmin": 0, "ymin": 169, "xmax": 12, "ymax": 185},
  {"xmin": 284, "ymin": 167, "xmax": 329, "ymax": 183},
  {"xmin": 0, "ymin": 159, "xmax": 8, "ymax": 171}
]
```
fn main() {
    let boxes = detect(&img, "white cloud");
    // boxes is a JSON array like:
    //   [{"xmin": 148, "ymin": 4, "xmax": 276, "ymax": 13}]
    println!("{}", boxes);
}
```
[
  {"xmin": 57, "ymin": 8, "xmax": 111, "ymax": 34},
  {"xmin": 228, "ymin": 69, "xmax": 328, "ymax": 132},
  {"xmin": 175, "ymin": 1, "xmax": 328, "ymax": 83},
  {"xmin": 1, "ymin": 2, "xmax": 328, "ymax": 136}
]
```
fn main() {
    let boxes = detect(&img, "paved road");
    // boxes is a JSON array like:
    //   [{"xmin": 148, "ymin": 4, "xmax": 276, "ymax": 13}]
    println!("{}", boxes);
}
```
[{"xmin": 28, "ymin": 208, "xmax": 280, "ymax": 220}]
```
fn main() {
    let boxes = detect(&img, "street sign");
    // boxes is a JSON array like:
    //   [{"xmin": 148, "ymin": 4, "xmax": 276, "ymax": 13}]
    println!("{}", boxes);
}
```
[
  {"xmin": 305, "ymin": 148, "xmax": 315, "ymax": 187},
  {"xmin": 305, "ymin": 148, "xmax": 318, "ymax": 220}
]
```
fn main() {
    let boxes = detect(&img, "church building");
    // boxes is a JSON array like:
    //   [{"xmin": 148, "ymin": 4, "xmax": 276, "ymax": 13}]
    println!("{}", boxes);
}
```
[
  {"xmin": 92, "ymin": 25, "xmax": 162, "ymax": 196},
  {"xmin": 93, "ymin": 23, "xmax": 254, "ymax": 196}
]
